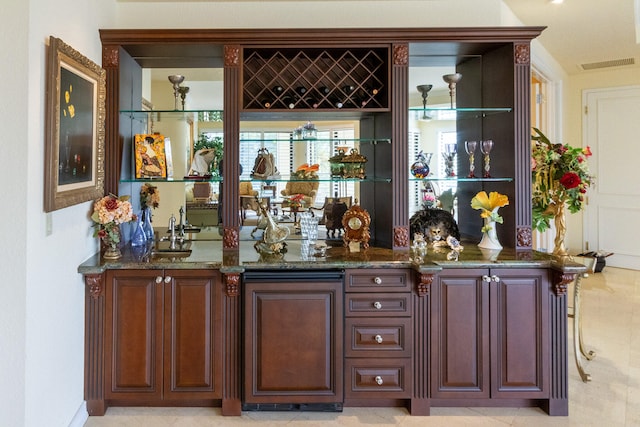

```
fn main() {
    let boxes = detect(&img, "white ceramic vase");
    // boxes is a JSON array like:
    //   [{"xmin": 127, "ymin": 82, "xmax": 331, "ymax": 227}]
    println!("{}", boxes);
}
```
[{"xmin": 478, "ymin": 208, "xmax": 502, "ymax": 250}]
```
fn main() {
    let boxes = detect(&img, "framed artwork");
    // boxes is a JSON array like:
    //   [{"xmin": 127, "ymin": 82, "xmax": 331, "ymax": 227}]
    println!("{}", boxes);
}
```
[
  {"xmin": 134, "ymin": 134, "xmax": 167, "ymax": 178},
  {"xmin": 44, "ymin": 36, "xmax": 106, "ymax": 212}
]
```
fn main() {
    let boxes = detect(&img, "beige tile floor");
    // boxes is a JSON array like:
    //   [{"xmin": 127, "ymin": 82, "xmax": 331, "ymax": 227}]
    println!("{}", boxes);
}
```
[{"xmin": 84, "ymin": 266, "xmax": 640, "ymax": 427}]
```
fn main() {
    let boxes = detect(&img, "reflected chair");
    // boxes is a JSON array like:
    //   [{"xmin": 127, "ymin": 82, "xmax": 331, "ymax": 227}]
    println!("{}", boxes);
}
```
[
  {"xmin": 240, "ymin": 181, "xmax": 269, "ymax": 223},
  {"xmin": 280, "ymin": 181, "xmax": 319, "ymax": 208}
]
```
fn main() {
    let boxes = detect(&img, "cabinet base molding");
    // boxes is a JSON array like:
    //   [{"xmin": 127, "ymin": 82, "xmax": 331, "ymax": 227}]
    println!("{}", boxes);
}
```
[
  {"xmin": 544, "ymin": 399, "xmax": 569, "ymax": 416},
  {"xmin": 85, "ymin": 400, "xmax": 106, "ymax": 416},
  {"xmin": 222, "ymin": 399, "xmax": 242, "ymax": 416},
  {"xmin": 429, "ymin": 398, "xmax": 552, "ymax": 413},
  {"xmin": 243, "ymin": 403, "xmax": 343, "ymax": 412}
]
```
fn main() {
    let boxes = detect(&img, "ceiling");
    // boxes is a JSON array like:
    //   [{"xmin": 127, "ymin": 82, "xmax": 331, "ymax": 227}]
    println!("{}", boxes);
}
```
[
  {"xmin": 149, "ymin": 1, "xmax": 640, "ymax": 106},
  {"xmin": 503, "ymin": 0, "xmax": 640, "ymax": 74}
]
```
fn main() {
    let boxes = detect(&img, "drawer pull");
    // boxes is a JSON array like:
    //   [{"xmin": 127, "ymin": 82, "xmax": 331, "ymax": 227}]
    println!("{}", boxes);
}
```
[
  {"xmin": 491, "ymin": 274, "xmax": 500, "ymax": 283},
  {"xmin": 482, "ymin": 275, "xmax": 491, "ymax": 283},
  {"xmin": 373, "ymin": 301, "xmax": 382, "ymax": 309},
  {"xmin": 164, "ymin": 276, "xmax": 172, "ymax": 283},
  {"xmin": 155, "ymin": 276, "xmax": 163, "ymax": 284},
  {"xmin": 373, "ymin": 276, "xmax": 382, "ymax": 285},
  {"xmin": 375, "ymin": 375, "xmax": 384, "ymax": 385},
  {"xmin": 374, "ymin": 334, "xmax": 383, "ymax": 344}
]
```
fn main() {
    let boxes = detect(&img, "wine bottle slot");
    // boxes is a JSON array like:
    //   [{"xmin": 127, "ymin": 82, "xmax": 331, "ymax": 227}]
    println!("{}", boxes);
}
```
[{"xmin": 342, "ymin": 85, "xmax": 355, "ymax": 94}]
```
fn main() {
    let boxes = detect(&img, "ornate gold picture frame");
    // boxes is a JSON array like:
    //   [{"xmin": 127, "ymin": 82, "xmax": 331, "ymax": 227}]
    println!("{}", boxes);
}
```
[{"xmin": 44, "ymin": 36, "xmax": 105, "ymax": 212}]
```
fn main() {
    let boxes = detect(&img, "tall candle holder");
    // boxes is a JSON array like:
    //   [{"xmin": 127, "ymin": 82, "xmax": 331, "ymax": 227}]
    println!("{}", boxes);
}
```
[
  {"xmin": 442, "ymin": 73, "xmax": 462, "ymax": 108},
  {"xmin": 480, "ymin": 139, "xmax": 494, "ymax": 178},
  {"xmin": 178, "ymin": 86, "xmax": 190, "ymax": 110},
  {"xmin": 168, "ymin": 75, "xmax": 185, "ymax": 110},
  {"xmin": 416, "ymin": 84, "xmax": 433, "ymax": 120}
]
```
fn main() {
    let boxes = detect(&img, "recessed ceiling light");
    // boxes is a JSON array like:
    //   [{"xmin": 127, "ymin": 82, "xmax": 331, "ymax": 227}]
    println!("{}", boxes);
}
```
[{"xmin": 550, "ymin": 0, "xmax": 564, "ymax": 4}]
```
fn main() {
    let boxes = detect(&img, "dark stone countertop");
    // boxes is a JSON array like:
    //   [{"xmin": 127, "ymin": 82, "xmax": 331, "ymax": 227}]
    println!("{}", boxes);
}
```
[{"xmin": 78, "ymin": 238, "xmax": 586, "ymax": 276}]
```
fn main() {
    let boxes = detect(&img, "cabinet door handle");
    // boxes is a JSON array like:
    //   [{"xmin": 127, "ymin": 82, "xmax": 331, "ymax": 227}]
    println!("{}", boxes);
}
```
[
  {"xmin": 373, "ymin": 301, "xmax": 382, "ymax": 309},
  {"xmin": 491, "ymin": 275, "xmax": 500, "ymax": 283},
  {"xmin": 482, "ymin": 275, "xmax": 491, "ymax": 283},
  {"xmin": 155, "ymin": 276, "xmax": 163, "ymax": 284},
  {"xmin": 164, "ymin": 276, "xmax": 172, "ymax": 283},
  {"xmin": 373, "ymin": 276, "xmax": 382, "ymax": 285},
  {"xmin": 374, "ymin": 334, "xmax": 383, "ymax": 344},
  {"xmin": 375, "ymin": 375, "xmax": 384, "ymax": 385}
]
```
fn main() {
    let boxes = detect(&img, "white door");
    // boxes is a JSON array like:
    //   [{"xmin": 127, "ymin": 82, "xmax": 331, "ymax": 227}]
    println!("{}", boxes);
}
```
[{"xmin": 584, "ymin": 86, "xmax": 640, "ymax": 270}]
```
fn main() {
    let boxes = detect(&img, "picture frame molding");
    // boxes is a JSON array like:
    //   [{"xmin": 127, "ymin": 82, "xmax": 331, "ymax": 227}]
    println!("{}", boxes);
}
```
[{"xmin": 44, "ymin": 36, "xmax": 106, "ymax": 212}]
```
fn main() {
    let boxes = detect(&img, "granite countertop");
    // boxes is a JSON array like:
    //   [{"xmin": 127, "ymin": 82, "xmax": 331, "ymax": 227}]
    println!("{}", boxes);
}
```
[{"xmin": 78, "ymin": 237, "xmax": 586, "ymax": 275}]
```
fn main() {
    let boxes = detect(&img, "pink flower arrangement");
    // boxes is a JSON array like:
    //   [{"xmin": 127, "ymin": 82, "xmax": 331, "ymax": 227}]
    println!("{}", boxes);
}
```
[{"xmin": 91, "ymin": 194, "xmax": 135, "ymax": 244}]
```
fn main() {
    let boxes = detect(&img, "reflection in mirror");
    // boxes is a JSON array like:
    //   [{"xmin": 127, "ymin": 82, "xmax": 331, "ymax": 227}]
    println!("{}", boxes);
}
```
[
  {"xmin": 407, "ymin": 58, "xmax": 460, "ymax": 235},
  {"xmin": 143, "ymin": 68, "xmax": 223, "ymax": 237}
]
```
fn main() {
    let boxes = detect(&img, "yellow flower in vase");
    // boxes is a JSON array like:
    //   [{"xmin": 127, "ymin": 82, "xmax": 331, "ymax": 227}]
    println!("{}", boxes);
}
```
[
  {"xmin": 471, "ymin": 191, "xmax": 509, "ymax": 250},
  {"xmin": 471, "ymin": 191, "xmax": 509, "ymax": 231}
]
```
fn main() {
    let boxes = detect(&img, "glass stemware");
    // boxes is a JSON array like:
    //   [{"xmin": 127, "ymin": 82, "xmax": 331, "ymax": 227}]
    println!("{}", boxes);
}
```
[
  {"xmin": 443, "ymin": 143, "xmax": 457, "ymax": 177},
  {"xmin": 480, "ymin": 139, "xmax": 494, "ymax": 178},
  {"xmin": 464, "ymin": 140, "xmax": 478, "ymax": 178}
]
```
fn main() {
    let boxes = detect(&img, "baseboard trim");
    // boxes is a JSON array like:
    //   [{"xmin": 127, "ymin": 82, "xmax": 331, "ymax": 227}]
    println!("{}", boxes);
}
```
[{"xmin": 68, "ymin": 401, "xmax": 88, "ymax": 427}]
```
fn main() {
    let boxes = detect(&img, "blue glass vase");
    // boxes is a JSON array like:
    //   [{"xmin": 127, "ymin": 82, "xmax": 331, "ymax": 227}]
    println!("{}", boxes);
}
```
[
  {"xmin": 131, "ymin": 213, "xmax": 147, "ymax": 247},
  {"xmin": 142, "ymin": 207, "xmax": 155, "ymax": 241}
]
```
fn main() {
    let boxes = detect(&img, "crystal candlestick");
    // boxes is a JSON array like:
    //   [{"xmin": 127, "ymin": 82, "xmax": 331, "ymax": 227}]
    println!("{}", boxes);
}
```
[
  {"xmin": 442, "ymin": 73, "xmax": 462, "ymax": 108},
  {"xmin": 464, "ymin": 140, "xmax": 478, "ymax": 178},
  {"xmin": 168, "ymin": 75, "xmax": 185, "ymax": 110},
  {"xmin": 480, "ymin": 139, "xmax": 494, "ymax": 178}
]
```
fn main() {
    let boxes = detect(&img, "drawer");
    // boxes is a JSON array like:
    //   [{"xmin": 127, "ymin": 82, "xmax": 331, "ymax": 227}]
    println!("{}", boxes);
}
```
[
  {"xmin": 346, "ymin": 293, "xmax": 411, "ymax": 317},
  {"xmin": 345, "ymin": 317, "xmax": 411, "ymax": 358},
  {"xmin": 345, "ymin": 269, "xmax": 412, "ymax": 293},
  {"xmin": 344, "ymin": 358, "xmax": 411, "ymax": 398}
]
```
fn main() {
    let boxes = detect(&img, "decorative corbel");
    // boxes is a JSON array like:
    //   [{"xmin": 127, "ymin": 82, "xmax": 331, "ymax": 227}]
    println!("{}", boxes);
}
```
[
  {"xmin": 85, "ymin": 274, "xmax": 103, "ymax": 299},
  {"xmin": 551, "ymin": 270, "xmax": 575, "ymax": 296},
  {"xmin": 416, "ymin": 273, "xmax": 434, "ymax": 297},
  {"xmin": 224, "ymin": 273, "xmax": 240, "ymax": 297}
]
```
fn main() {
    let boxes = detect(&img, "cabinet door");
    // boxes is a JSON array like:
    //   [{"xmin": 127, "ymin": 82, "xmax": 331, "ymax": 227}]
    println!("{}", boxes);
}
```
[
  {"xmin": 490, "ymin": 268, "xmax": 549, "ymax": 398},
  {"xmin": 430, "ymin": 269, "xmax": 490, "ymax": 399},
  {"xmin": 244, "ymin": 280, "xmax": 343, "ymax": 405},
  {"xmin": 163, "ymin": 269, "xmax": 222, "ymax": 400},
  {"xmin": 105, "ymin": 270, "xmax": 163, "ymax": 400}
]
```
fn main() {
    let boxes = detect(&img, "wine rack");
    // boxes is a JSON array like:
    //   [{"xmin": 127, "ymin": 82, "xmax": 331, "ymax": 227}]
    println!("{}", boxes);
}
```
[{"xmin": 242, "ymin": 47, "xmax": 389, "ymax": 111}]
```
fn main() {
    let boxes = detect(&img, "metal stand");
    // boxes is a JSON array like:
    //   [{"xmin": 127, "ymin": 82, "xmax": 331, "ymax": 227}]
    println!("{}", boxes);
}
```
[{"xmin": 571, "ymin": 272, "xmax": 596, "ymax": 382}]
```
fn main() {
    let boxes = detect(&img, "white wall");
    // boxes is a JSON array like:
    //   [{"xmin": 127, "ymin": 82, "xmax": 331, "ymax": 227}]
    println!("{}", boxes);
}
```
[
  {"xmin": 0, "ymin": 1, "xmax": 116, "ymax": 426},
  {"xmin": 0, "ymin": 1, "xmax": 29, "ymax": 425},
  {"xmin": 563, "ymin": 67, "xmax": 640, "ymax": 252},
  {"xmin": 114, "ymin": 0, "xmax": 505, "ymax": 28}
]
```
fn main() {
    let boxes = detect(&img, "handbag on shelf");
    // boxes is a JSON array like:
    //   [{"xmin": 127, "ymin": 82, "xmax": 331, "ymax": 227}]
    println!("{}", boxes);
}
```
[{"xmin": 250, "ymin": 148, "xmax": 280, "ymax": 180}]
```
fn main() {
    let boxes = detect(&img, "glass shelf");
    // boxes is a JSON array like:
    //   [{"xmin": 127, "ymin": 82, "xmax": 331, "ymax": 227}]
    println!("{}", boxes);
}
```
[
  {"xmin": 408, "ymin": 176, "xmax": 513, "ymax": 182},
  {"xmin": 120, "ymin": 177, "xmax": 223, "ymax": 183},
  {"xmin": 408, "ymin": 107, "xmax": 512, "ymax": 121},
  {"xmin": 121, "ymin": 176, "xmax": 392, "ymax": 184},
  {"xmin": 247, "ymin": 176, "xmax": 392, "ymax": 183},
  {"xmin": 239, "ymin": 138, "xmax": 390, "ymax": 144},
  {"xmin": 120, "ymin": 110, "xmax": 224, "ymax": 122}
]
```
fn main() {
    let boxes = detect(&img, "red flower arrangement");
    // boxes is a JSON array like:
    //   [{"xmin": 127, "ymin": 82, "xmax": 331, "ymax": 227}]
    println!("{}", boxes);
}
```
[
  {"xmin": 531, "ymin": 128, "xmax": 593, "ymax": 232},
  {"xmin": 287, "ymin": 193, "xmax": 305, "ymax": 209}
]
